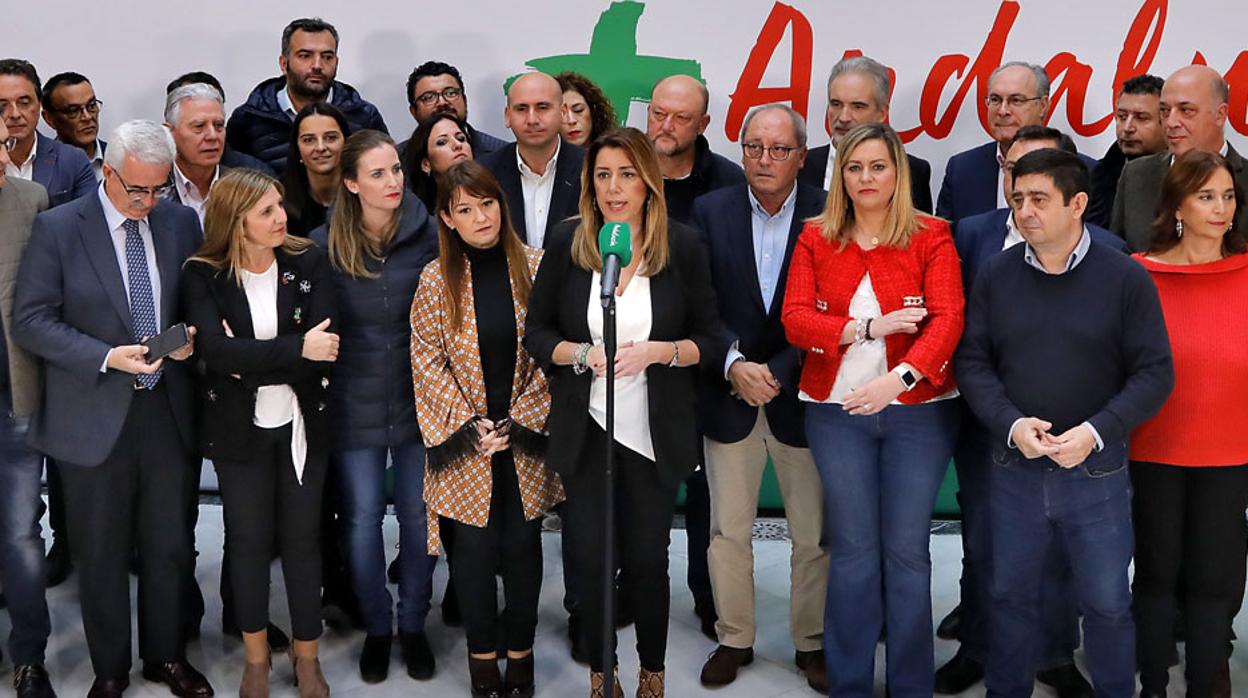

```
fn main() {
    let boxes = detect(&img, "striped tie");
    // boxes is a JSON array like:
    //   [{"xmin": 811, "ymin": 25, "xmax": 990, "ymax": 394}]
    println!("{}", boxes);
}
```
[{"xmin": 124, "ymin": 219, "xmax": 161, "ymax": 389}]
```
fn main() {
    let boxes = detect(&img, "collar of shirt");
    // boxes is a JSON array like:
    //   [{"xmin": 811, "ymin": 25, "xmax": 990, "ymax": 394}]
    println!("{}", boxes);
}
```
[
  {"xmin": 1022, "ymin": 226, "xmax": 1092, "ymax": 275},
  {"xmin": 5, "ymin": 134, "xmax": 37, "ymax": 180},
  {"xmin": 822, "ymin": 141, "xmax": 837, "ymax": 191},
  {"xmin": 278, "ymin": 84, "xmax": 333, "ymax": 120},
  {"xmin": 173, "ymin": 162, "xmax": 220, "ymax": 205},
  {"xmin": 1170, "ymin": 139, "xmax": 1231, "ymax": 166},
  {"xmin": 747, "ymin": 181, "xmax": 797, "ymax": 220},
  {"xmin": 1003, "ymin": 209, "xmax": 1025, "ymax": 250},
  {"xmin": 97, "ymin": 181, "xmax": 142, "ymax": 233},
  {"xmin": 517, "ymin": 139, "xmax": 560, "ymax": 183}
]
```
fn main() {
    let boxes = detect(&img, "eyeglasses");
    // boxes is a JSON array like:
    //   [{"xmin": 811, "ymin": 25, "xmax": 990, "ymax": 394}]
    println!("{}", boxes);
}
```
[
  {"xmin": 985, "ymin": 94, "xmax": 1044, "ymax": 109},
  {"xmin": 2, "ymin": 137, "xmax": 16, "ymax": 152},
  {"xmin": 49, "ymin": 99, "xmax": 102, "ymax": 119},
  {"xmin": 416, "ymin": 87, "xmax": 463, "ymax": 105},
  {"xmin": 111, "ymin": 169, "xmax": 171, "ymax": 202},
  {"xmin": 742, "ymin": 143, "xmax": 800, "ymax": 161}
]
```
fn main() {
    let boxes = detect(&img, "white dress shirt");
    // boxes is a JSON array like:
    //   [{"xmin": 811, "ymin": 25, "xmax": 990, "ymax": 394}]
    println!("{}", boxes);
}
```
[
  {"xmin": 277, "ymin": 85, "xmax": 333, "ymax": 121},
  {"xmin": 5, "ymin": 135, "xmax": 36, "ymax": 181},
  {"xmin": 173, "ymin": 163, "xmax": 219, "ymax": 225},
  {"xmin": 822, "ymin": 142, "xmax": 836, "ymax": 191},
  {"xmin": 518, "ymin": 140, "xmax": 560, "ymax": 248},
  {"xmin": 587, "ymin": 269, "xmax": 655, "ymax": 461}
]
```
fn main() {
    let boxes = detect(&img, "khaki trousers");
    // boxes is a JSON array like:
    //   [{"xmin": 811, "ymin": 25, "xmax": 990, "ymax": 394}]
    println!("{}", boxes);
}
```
[{"xmin": 705, "ymin": 408, "xmax": 827, "ymax": 651}]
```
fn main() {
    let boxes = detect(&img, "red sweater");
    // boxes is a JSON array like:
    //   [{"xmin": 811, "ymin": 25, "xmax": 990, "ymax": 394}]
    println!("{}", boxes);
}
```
[
  {"xmin": 1131, "ymin": 253, "xmax": 1248, "ymax": 466},
  {"xmin": 781, "ymin": 216, "xmax": 964, "ymax": 403}
]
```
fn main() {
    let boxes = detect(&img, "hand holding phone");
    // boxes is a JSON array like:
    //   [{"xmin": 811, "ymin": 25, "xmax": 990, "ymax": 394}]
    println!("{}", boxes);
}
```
[{"xmin": 141, "ymin": 323, "xmax": 191, "ymax": 364}]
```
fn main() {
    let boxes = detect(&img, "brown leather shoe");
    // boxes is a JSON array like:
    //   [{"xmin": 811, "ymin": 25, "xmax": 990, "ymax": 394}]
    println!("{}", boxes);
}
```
[
  {"xmin": 590, "ymin": 667, "xmax": 623, "ymax": 698},
  {"xmin": 289, "ymin": 653, "xmax": 329, "ymax": 698},
  {"xmin": 87, "ymin": 677, "xmax": 129, "ymax": 698},
  {"xmin": 142, "ymin": 661, "xmax": 214, "ymax": 697},
  {"xmin": 699, "ymin": 646, "xmax": 753, "ymax": 687},
  {"xmin": 239, "ymin": 659, "xmax": 270, "ymax": 698},
  {"xmin": 795, "ymin": 649, "xmax": 829, "ymax": 693},
  {"xmin": 636, "ymin": 668, "xmax": 664, "ymax": 698}
]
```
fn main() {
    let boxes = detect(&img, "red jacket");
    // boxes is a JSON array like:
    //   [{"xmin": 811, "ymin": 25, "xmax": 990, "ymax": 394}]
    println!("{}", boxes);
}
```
[{"xmin": 781, "ymin": 216, "xmax": 964, "ymax": 403}]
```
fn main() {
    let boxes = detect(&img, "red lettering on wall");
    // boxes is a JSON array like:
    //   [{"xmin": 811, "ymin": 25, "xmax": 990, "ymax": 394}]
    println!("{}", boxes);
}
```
[
  {"xmin": 725, "ymin": 2, "xmax": 813, "ymax": 141},
  {"xmin": 1046, "ymin": 53, "xmax": 1108, "ymax": 136},
  {"xmin": 1225, "ymin": 52, "xmax": 1248, "ymax": 134},
  {"xmin": 1111, "ymin": 0, "xmax": 1167, "ymax": 100}
]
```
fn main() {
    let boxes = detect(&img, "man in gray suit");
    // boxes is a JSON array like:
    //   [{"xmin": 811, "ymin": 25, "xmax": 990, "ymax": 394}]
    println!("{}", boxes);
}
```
[
  {"xmin": 0, "ymin": 113, "xmax": 56, "ymax": 698},
  {"xmin": 1111, "ymin": 65, "xmax": 1248, "ymax": 251},
  {"xmin": 12, "ymin": 120, "xmax": 210, "ymax": 698}
]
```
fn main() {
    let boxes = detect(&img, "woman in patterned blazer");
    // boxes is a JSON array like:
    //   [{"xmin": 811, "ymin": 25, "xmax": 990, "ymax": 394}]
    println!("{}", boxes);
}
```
[{"xmin": 409, "ymin": 160, "xmax": 563, "ymax": 698}]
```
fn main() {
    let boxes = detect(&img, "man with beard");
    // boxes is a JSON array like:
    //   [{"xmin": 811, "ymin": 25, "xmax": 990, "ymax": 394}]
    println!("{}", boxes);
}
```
[
  {"xmin": 398, "ymin": 61, "xmax": 507, "ymax": 160},
  {"xmin": 227, "ymin": 17, "xmax": 387, "ymax": 175},
  {"xmin": 41, "ymin": 72, "xmax": 105, "ymax": 181},
  {"xmin": 1084, "ymin": 75, "xmax": 1165, "ymax": 228}
]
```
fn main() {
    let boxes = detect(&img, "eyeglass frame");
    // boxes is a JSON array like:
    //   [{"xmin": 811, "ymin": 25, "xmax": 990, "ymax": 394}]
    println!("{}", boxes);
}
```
[
  {"xmin": 415, "ymin": 87, "xmax": 464, "ymax": 105},
  {"xmin": 110, "ymin": 167, "xmax": 172, "ymax": 202},
  {"xmin": 984, "ymin": 94, "xmax": 1045, "ymax": 109},
  {"xmin": 47, "ymin": 98, "xmax": 103, "ymax": 119},
  {"xmin": 741, "ymin": 142, "xmax": 802, "ymax": 161}
]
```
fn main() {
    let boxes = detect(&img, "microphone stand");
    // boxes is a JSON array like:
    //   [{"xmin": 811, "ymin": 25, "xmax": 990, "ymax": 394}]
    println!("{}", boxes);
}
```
[{"xmin": 600, "ymin": 288, "xmax": 617, "ymax": 697}]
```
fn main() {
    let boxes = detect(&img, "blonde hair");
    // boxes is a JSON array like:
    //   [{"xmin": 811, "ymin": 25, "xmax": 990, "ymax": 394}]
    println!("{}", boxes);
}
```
[
  {"xmin": 571, "ymin": 127, "xmax": 670, "ymax": 274},
  {"xmin": 327, "ymin": 130, "xmax": 401, "ymax": 278},
  {"xmin": 190, "ymin": 168, "xmax": 312, "ymax": 284},
  {"xmin": 813, "ymin": 123, "xmax": 921, "ymax": 248}
]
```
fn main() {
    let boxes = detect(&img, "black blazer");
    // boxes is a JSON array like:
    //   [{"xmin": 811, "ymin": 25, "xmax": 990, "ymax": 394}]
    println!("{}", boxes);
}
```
[
  {"xmin": 691, "ymin": 183, "xmax": 824, "ymax": 448},
  {"xmin": 524, "ymin": 218, "xmax": 723, "ymax": 487},
  {"xmin": 799, "ymin": 144, "xmax": 933, "ymax": 213},
  {"xmin": 479, "ymin": 139, "xmax": 584, "ymax": 248},
  {"xmin": 180, "ymin": 246, "xmax": 336, "ymax": 462}
]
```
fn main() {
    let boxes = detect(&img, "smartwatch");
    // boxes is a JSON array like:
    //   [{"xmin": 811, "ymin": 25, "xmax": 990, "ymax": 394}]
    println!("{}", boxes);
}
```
[{"xmin": 893, "ymin": 366, "xmax": 918, "ymax": 391}]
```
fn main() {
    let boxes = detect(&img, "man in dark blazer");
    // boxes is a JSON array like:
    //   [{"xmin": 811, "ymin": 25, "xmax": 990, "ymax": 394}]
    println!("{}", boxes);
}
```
[
  {"xmin": 797, "ymin": 55, "xmax": 932, "ymax": 211},
  {"xmin": 1112, "ymin": 65, "xmax": 1248, "ymax": 252},
  {"xmin": 12, "ymin": 120, "xmax": 210, "ymax": 698},
  {"xmin": 936, "ymin": 62, "xmax": 1096, "ymax": 224},
  {"xmin": 0, "ymin": 115, "xmax": 57, "ymax": 697},
  {"xmin": 41, "ymin": 71, "xmax": 107, "ymax": 181},
  {"xmin": 692, "ymin": 104, "xmax": 829, "ymax": 693},
  {"xmin": 479, "ymin": 72, "xmax": 583, "ymax": 249},
  {"xmin": 1085, "ymin": 75, "xmax": 1165, "ymax": 228},
  {"xmin": 938, "ymin": 128, "xmax": 1112, "ymax": 698},
  {"xmin": 0, "ymin": 59, "xmax": 95, "ymax": 208}
]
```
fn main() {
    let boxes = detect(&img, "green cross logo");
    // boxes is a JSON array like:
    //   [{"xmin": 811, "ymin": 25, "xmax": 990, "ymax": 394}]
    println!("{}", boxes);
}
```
[{"xmin": 506, "ymin": 1, "xmax": 704, "ymax": 124}]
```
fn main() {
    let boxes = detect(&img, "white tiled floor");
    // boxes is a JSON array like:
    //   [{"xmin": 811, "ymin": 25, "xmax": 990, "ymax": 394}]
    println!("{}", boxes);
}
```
[{"xmin": 8, "ymin": 506, "xmax": 1248, "ymax": 696}]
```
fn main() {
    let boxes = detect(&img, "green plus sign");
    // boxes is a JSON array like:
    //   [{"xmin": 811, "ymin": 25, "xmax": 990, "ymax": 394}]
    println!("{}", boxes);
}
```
[{"xmin": 505, "ymin": 0, "xmax": 704, "ymax": 124}]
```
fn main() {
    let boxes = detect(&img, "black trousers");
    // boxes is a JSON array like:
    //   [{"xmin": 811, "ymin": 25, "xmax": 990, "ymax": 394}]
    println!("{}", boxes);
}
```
[
  {"xmin": 1131, "ymin": 460, "xmax": 1248, "ymax": 696},
  {"xmin": 447, "ymin": 451, "xmax": 543, "ymax": 655},
  {"xmin": 59, "ymin": 386, "xmax": 194, "ymax": 679},
  {"xmin": 683, "ymin": 466, "xmax": 713, "ymax": 612},
  {"xmin": 564, "ymin": 425, "xmax": 679, "ymax": 673},
  {"xmin": 214, "ymin": 423, "xmax": 328, "ymax": 641}
]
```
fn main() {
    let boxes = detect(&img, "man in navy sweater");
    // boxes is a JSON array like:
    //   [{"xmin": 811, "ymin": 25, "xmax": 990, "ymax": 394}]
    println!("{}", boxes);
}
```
[{"xmin": 955, "ymin": 149, "xmax": 1173, "ymax": 698}]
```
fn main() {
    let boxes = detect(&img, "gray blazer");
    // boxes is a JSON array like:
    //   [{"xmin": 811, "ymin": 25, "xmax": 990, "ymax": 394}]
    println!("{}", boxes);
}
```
[
  {"xmin": 1110, "ymin": 143, "xmax": 1248, "ymax": 252},
  {"xmin": 0, "ymin": 178, "xmax": 49, "ymax": 416}
]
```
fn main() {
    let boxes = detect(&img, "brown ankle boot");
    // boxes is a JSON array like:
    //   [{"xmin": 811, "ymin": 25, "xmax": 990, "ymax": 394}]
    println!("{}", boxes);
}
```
[
  {"xmin": 239, "ymin": 658, "xmax": 270, "ymax": 698},
  {"xmin": 636, "ymin": 668, "xmax": 664, "ymax": 698},
  {"xmin": 590, "ymin": 667, "xmax": 624, "ymax": 698},
  {"xmin": 289, "ymin": 651, "xmax": 329, "ymax": 698}
]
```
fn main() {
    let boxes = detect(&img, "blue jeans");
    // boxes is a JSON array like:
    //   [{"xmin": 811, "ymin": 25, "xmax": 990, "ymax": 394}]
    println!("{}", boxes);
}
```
[
  {"xmin": 986, "ymin": 444, "xmax": 1135, "ymax": 698},
  {"xmin": 954, "ymin": 418, "xmax": 1079, "ymax": 667},
  {"xmin": 806, "ymin": 400, "xmax": 959, "ymax": 698},
  {"xmin": 0, "ymin": 414, "xmax": 50, "ymax": 665},
  {"xmin": 336, "ymin": 440, "xmax": 436, "ymax": 636}
]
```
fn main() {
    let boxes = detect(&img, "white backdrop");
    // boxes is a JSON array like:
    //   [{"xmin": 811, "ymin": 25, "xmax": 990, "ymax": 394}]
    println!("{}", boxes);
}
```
[{"xmin": 9, "ymin": 0, "xmax": 1248, "ymax": 186}]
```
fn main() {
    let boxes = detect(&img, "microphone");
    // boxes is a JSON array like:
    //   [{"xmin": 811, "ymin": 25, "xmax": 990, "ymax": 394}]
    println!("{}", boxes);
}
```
[{"xmin": 598, "ymin": 222, "xmax": 633, "ymax": 305}]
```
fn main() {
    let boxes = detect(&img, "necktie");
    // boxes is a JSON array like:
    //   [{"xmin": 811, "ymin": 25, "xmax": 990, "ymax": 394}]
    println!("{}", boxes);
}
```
[{"xmin": 124, "ymin": 219, "xmax": 161, "ymax": 389}]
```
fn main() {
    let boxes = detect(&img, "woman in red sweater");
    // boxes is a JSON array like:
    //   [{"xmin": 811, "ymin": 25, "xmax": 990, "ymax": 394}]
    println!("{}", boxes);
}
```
[
  {"xmin": 1131, "ymin": 150, "xmax": 1248, "ymax": 698},
  {"xmin": 781, "ymin": 123, "xmax": 963, "ymax": 697}
]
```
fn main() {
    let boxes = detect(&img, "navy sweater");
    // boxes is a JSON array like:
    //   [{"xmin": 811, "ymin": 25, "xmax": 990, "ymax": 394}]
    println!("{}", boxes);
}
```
[{"xmin": 955, "ymin": 242, "xmax": 1174, "ymax": 450}]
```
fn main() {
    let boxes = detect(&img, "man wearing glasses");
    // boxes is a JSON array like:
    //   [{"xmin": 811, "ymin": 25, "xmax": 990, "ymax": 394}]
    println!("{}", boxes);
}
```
[
  {"xmin": 399, "ymin": 61, "xmax": 507, "ymax": 159},
  {"xmin": 691, "ymin": 103, "xmax": 829, "ymax": 693},
  {"xmin": 41, "ymin": 72, "xmax": 105, "ymax": 181},
  {"xmin": 935, "ymin": 61, "xmax": 1096, "ymax": 223},
  {"xmin": 0, "ymin": 59, "xmax": 94, "ymax": 208},
  {"xmin": 227, "ymin": 17, "xmax": 388, "ymax": 175},
  {"xmin": 12, "ymin": 120, "xmax": 209, "ymax": 698}
]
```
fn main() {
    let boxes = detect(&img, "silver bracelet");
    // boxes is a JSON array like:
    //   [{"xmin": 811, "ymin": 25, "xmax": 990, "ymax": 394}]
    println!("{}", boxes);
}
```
[
  {"xmin": 854, "ymin": 318, "xmax": 868, "ymax": 343},
  {"xmin": 572, "ymin": 342, "xmax": 592, "ymax": 375},
  {"xmin": 667, "ymin": 341, "xmax": 680, "ymax": 367}
]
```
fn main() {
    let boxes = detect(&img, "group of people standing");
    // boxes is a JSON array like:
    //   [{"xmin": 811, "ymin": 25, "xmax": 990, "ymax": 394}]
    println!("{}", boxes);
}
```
[{"xmin": 0, "ymin": 13, "xmax": 1245, "ymax": 698}]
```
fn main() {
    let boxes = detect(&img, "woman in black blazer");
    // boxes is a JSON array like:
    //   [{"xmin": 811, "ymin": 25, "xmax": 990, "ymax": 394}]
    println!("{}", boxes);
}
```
[
  {"xmin": 524, "ymin": 127, "xmax": 721, "ymax": 698},
  {"xmin": 181, "ymin": 169, "xmax": 338, "ymax": 698}
]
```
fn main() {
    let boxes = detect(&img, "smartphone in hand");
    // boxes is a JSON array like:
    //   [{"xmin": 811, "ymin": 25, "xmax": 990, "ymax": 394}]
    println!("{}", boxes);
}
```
[{"xmin": 141, "ymin": 323, "xmax": 191, "ymax": 364}]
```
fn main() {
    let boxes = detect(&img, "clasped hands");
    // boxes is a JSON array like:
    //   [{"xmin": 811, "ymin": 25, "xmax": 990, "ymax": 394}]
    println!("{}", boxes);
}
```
[
  {"xmin": 1010, "ymin": 417, "xmax": 1097, "ymax": 468},
  {"xmin": 473, "ymin": 417, "xmax": 511, "ymax": 457},
  {"xmin": 584, "ymin": 341, "xmax": 667, "ymax": 378}
]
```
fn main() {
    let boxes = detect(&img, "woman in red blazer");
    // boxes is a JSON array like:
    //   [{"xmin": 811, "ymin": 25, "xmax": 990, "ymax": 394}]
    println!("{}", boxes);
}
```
[{"xmin": 781, "ymin": 123, "xmax": 964, "ymax": 697}]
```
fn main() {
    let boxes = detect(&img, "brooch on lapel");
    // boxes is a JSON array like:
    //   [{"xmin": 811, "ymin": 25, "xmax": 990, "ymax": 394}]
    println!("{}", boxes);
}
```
[
  {"xmin": 299, "ymin": 279, "xmax": 312, "ymax": 294},
  {"xmin": 281, "ymin": 271, "xmax": 296, "ymax": 285},
  {"xmin": 321, "ymin": 377, "xmax": 330, "ymax": 389},
  {"xmin": 293, "ymin": 307, "xmax": 303, "ymax": 325}
]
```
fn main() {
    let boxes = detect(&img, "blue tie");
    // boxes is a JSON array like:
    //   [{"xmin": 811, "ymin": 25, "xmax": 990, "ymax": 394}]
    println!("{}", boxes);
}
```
[{"xmin": 124, "ymin": 219, "xmax": 161, "ymax": 389}]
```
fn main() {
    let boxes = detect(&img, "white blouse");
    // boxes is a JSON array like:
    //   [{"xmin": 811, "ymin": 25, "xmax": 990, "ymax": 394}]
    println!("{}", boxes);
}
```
[
  {"xmin": 587, "ymin": 270, "xmax": 655, "ymax": 461},
  {"xmin": 240, "ymin": 261, "xmax": 309, "ymax": 482}
]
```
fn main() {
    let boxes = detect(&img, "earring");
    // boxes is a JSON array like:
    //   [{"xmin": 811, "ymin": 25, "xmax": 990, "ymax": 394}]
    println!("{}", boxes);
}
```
[{"xmin": 1176, "ymin": 219, "xmax": 1184, "ymax": 238}]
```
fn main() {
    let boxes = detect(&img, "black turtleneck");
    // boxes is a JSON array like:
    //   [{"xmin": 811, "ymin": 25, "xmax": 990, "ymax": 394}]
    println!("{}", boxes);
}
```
[{"xmin": 466, "ymin": 243, "xmax": 517, "ymax": 420}]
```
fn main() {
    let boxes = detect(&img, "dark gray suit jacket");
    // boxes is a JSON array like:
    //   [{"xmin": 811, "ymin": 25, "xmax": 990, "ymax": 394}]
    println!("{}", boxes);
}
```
[
  {"xmin": 0, "ymin": 178, "xmax": 49, "ymax": 417},
  {"xmin": 12, "ymin": 192, "xmax": 202, "ymax": 466},
  {"xmin": 1111, "ymin": 143, "xmax": 1248, "ymax": 252}
]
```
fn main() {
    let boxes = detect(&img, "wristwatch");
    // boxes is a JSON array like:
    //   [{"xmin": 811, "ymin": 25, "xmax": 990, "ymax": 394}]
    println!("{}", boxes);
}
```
[{"xmin": 893, "ymin": 366, "xmax": 918, "ymax": 391}]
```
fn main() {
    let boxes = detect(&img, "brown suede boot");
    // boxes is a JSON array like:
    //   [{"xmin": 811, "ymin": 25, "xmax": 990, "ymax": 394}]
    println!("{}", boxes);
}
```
[{"xmin": 636, "ymin": 668, "xmax": 664, "ymax": 698}]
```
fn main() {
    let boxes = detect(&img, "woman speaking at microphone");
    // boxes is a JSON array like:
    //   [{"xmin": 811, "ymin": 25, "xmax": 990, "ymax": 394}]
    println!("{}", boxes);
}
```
[{"xmin": 525, "ymin": 127, "xmax": 722, "ymax": 698}]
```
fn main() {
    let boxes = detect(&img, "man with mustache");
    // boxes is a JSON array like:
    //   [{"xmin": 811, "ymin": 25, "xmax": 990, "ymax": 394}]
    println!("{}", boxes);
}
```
[{"xmin": 226, "ymin": 17, "xmax": 388, "ymax": 175}]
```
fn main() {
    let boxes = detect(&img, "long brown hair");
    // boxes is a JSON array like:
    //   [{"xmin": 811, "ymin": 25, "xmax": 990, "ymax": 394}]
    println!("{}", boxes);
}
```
[
  {"xmin": 1150, "ymin": 149, "xmax": 1246, "ymax": 256},
  {"xmin": 434, "ymin": 160, "xmax": 532, "ymax": 331},
  {"xmin": 327, "ymin": 130, "xmax": 402, "ymax": 278},
  {"xmin": 813, "ymin": 122, "xmax": 922, "ymax": 249},
  {"xmin": 555, "ymin": 71, "xmax": 618, "ymax": 141},
  {"xmin": 189, "ymin": 168, "xmax": 312, "ymax": 284},
  {"xmin": 572, "ymin": 127, "xmax": 669, "ymax": 273}
]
